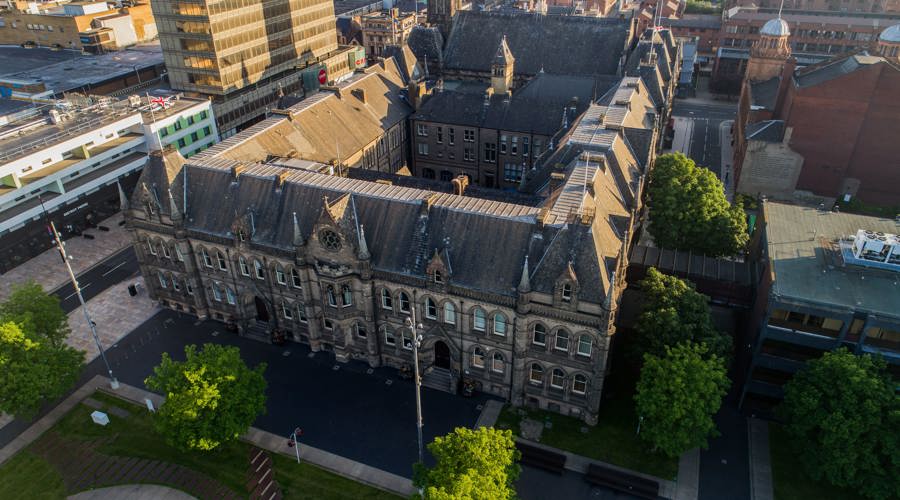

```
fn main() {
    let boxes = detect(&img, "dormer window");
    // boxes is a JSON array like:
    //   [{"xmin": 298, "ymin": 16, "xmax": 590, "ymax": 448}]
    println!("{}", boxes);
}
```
[
  {"xmin": 434, "ymin": 270, "xmax": 444, "ymax": 284},
  {"xmin": 561, "ymin": 283, "xmax": 573, "ymax": 302}
]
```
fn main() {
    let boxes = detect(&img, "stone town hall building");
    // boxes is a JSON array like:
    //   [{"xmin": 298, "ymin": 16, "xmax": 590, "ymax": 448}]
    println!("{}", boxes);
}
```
[{"xmin": 125, "ymin": 116, "xmax": 639, "ymax": 425}]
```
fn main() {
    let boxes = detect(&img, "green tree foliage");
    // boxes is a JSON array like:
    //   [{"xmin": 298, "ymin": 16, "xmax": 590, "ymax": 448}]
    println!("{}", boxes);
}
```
[
  {"xmin": 633, "ymin": 268, "xmax": 731, "ymax": 363},
  {"xmin": 648, "ymin": 153, "xmax": 748, "ymax": 257},
  {"xmin": 634, "ymin": 342, "xmax": 729, "ymax": 457},
  {"xmin": 0, "ymin": 282, "xmax": 83, "ymax": 418},
  {"xmin": 415, "ymin": 427, "xmax": 521, "ymax": 500},
  {"xmin": 145, "ymin": 344, "xmax": 267, "ymax": 451},
  {"xmin": 780, "ymin": 349, "xmax": 899, "ymax": 500}
]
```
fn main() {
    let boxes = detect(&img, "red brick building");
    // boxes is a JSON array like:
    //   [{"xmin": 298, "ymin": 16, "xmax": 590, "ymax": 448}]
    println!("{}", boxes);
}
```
[{"xmin": 734, "ymin": 23, "xmax": 900, "ymax": 205}]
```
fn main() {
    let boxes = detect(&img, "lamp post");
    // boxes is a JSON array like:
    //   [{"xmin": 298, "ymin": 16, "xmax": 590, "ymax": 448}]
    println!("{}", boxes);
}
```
[
  {"xmin": 287, "ymin": 427, "xmax": 303, "ymax": 464},
  {"xmin": 405, "ymin": 312, "xmax": 424, "ymax": 465}
]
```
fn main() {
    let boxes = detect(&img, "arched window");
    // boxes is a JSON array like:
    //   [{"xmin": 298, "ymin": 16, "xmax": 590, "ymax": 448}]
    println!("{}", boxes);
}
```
[
  {"xmin": 529, "ymin": 363, "xmax": 543, "ymax": 385},
  {"xmin": 550, "ymin": 368, "xmax": 565, "ymax": 389},
  {"xmin": 200, "ymin": 247, "xmax": 212, "ymax": 267},
  {"xmin": 282, "ymin": 302, "xmax": 293, "ymax": 319},
  {"xmin": 211, "ymin": 282, "xmax": 222, "ymax": 301},
  {"xmin": 577, "ymin": 335, "xmax": 592, "ymax": 357},
  {"xmin": 175, "ymin": 245, "xmax": 184, "ymax": 262},
  {"xmin": 171, "ymin": 276, "xmax": 181, "ymax": 291},
  {"xmin": 473, "ymin": 308, "xmax": 486, "ymax": 332},
  {"xmin": 425, "ymin": 297, "xmax": 437, "ymax": 319},
  {"xmin": 225, "ymin": 287, "xmax": 236, "ymax": 305},
  {"xmin": 493, "ymin": 313, "xmax": 507, "ymax": 336},
  {"xmin": 401, "ymin": 329, "xmax": 413, "ymax": 350},
  {"xmin": 162, "ymin": 243, "xmax": 171, "ymax": 259},
  {"xmin": 157, "ymin": 271, "xmax": 168, "ymax": 288},
  {"xmin": 326, "ymin": 285, "xmax": 337, "ymax": 307},
  {"xmin": 275, "ymin": 265, "xmax": 286, "ymax": 285},
  {"xmin": 384, "ymin": 326, "xmax": 396, "ymax": 346},
  {"xmin": 381, "ymin": 289, "xmax": 393, "ymax": 310},
  {"xmin": 147, "ymin": 236, "xmax": 157, "ymax": 255},
  {"xmin": 290, "ymin": 268, "xmax": 302, "ymax": 288},
  {"xmin": 254, "ymin": 259, "xmax": 265, "ymax": 279},
  {"xmin": 434, "ymin": 270, "xmax": 444, "ymax": 283},
  {"xmin": 533, "ymin": 324, "xmax": 547, "ymax": 346},
  {"xmin": 239, "ymin": 256, "xmax": 250, "ymax": 276},
  {"xmin": 355, "ymin": 323, "xmax": 367, "ymax": 338},
  {"xmin": 561, "ymin": 283, "xmax": 573, "ymax": 302},
  {"xmin": 555, "ymin": 330, "xmax": 570, "ymax": 352},
  {"xmin": 341, "ymin": 285, "xmax": 353, "ymax": 307},
  {"xmin": 443, "ymin": 302, "xmax": 456, "ymax": 324},
  {"xmin": 399, "ymin": 292, "xmax": 410, "ymax": 313},
  {"xmin": 216, "ymin": 251, "xmax": 228, "ymax": 271},
  {"xmin": 491, "ymin": 352, "xmax": 504, "ymax": 373},
  {"xmin": 472, "ymin": 347, "xmax": 485, "ymax": 368},
  {"xmin": 572, "ymin": 374, "xmax": 587, "ymax": 395}
]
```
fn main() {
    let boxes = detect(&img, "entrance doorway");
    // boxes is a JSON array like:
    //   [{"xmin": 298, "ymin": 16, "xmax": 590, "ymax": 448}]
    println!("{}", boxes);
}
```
[
  {"xmin": 434, "ymin": 340, "xmax": 451, "ymax": 369},
  {"xmin": 254, "ymin": 296, "xmax": 269, "ymax": 322}
]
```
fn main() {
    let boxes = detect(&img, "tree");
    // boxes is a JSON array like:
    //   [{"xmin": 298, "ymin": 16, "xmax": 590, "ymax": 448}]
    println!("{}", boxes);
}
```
[
  {"xmin": 0, "ymin": 322, "xmax": 84, "ymax": 418},
  {"xmin": 647, "ymin": 153, "xmax": 748, "ymax": 257},
  {"xmin": 145, "ymin": 344, "xmax": 267, "ymax": 451},
  {"xmin": 633, "ymin": 268, "xmax": 731, "ymax": 363},
  {"xmin": 780, "ymin": 349, "xmax": 899, "ymax": 500},
  {"xmin": 634, "ymin": 342, "xmax": 729, "ymax": 458},
  {"xmin": 415, "ymin": 426, "xmax": 521, "ymax": 500},
  {"xmin": 0, "ymin": 282, "xmax": 83, "ymax": 418}
]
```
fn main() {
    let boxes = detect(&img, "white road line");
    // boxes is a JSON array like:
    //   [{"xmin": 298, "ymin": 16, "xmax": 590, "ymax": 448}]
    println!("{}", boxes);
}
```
[
  {"xmin": 63, "ymin": 282, "xmax": 91, "ymax": 301},
  {"xmin": 101, "ymin": 260, "xmax": 128, "ymax": 277}
]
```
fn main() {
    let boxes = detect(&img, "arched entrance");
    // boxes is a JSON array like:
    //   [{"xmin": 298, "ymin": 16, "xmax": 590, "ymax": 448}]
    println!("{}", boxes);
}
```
[
  {"xmin": 254, "ymin": 296, "xmax": 269, "ymax": 322},
  {"xmin": 434, "ymin": 340, "xmax": 451, "ymax": 369}
]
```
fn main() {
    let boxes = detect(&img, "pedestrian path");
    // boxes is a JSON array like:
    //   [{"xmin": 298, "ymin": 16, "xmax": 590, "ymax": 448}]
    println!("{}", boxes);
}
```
[
  {"xmin": 68, "ymin": 484, "xmax": 197, "ymax": 500},
  {"xmin": 748, "ymin": 418, "xmax": 774, "ymax": 500},
  {"xmin": 0, "ymin": 211, "xmax": 132, "ymax": 301}
]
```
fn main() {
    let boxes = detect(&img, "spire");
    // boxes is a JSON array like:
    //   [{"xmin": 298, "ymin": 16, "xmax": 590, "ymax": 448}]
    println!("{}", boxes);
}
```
[
  {"xmin": 777, "ymin": 0, "xmax": 784, "ymax": 19},
  {"xmin": 167, "ymin": 188, "xmax": 181, "ymax": 221},
  {"xmin": 117, "ymin": 181, "xmax": 129, "ymax": 211},
  {"xmin": 292, "ymin": 211, "xmax": 304, "ymax": 246},
  {"xmin": 519, "ymin": 254, "xmax": 531, "ymax": 292},
  {"xmin": 358, "ymin": 224, "xmax": 370, "ymax": 259},
  {"xmin": 494, "ymin": 35, "xmax": 514, "ymax": 66}
]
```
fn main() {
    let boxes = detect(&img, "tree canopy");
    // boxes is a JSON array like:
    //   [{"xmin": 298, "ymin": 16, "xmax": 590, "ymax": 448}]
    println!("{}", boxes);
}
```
[
  {"xmin": 633, "ymin": 268, "xmax": 731, "ymax": 363},
  {"xmin": 780, "ymin": 349, "xmax": 899, "ymax": 500},
  {"xmin": 0, "ymin": 282, "xmax": 83, "ymax": 418},
  {"xmin": 415, "ymin": 426, "xmax": 521, "ymax": 500},
  {"xmin": 634, "ymin": 342, "xmax": 729, "ymax": 458},
  {"xmin": 145, "ymin": 343, "xmax": 267, "ymax": 451},
  {"xmin": 647, "ymin": 153, "xmax": 748, "ymax": 257}
]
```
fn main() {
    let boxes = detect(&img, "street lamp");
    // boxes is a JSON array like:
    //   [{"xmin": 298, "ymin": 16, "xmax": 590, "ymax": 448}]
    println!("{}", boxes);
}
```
[
  {"xmin": 405, "ymin": 312, "xmax": 425, "ymax": 465},
  {"xmin": 287, "ymin": 427, "xmax": 303, "ymax": 464}
]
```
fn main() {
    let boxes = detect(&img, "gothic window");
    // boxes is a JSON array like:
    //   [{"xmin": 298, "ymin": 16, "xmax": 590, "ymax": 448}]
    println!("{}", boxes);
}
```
[
  {"xmin": 401, "ymin": 329, "xmax": 413, "ymax": 350},
  {"xmin": 275, "ymin": 266, "xmax": 286, "ymax": 285},
  {"xmin": 561, "ymin": 283, "xmax": 573, "ymax": 302},
  {"xmin": 216, "ymin": 251, "xmax": 228, "ymax": 271},
  {"xmin": 443, "ymin": 302, "xmax": 456, "ymax": 325},
  {"xmin": 200, "ymin": 247, "xmax": 212, "ymax": 267},
  {"xmin": 533, "ymin": 324, "xmax": 547, "ymax": 346},
  {"xmin": 356, "ymin": 323, "xmax": 367, "ymax": 338},
  {"xmin": 297, "ymin": 306, "xmax": 308, "ymax": 324},
  {"xmin": 529, "ymin": 363, "xmax": 543, "ymax": 385},
  {"xmin": 577, "ymin": 335, "xmax": 592, "ymax": 357},
  {"xmin": 550, "ymin": 369, "xmax": 565, "ymax": 389},
  {"xmin": 572, "ymin": 374, "xmax": 587, "ymax": 395},
  {"xmin": 175, "ymin": 245, "xmax": 184, "ymax": 262},
  {"xmin": 290, "ymin": 268, "xmax": 302, "ymax": 288},
  {"xmin": 239, "ymin": 256, "xmax": 250, "ymax": 276},
  {"xmin": 147, "ymin": 237, "xmax": 156, "ymax": 255},
  {"xmin": 172, "ymin": 277, "xmax": 181, "ymax": 292},
  {"xmin": 493, "ymin": 313, "xmax": 507, "ymax": 336},
  {"xmin": 341, "ymin": 285, "xmax": 353, "ymax": 307},
  {"xmin": 425, "ymin": 298, "xmax": 437, "ymax": 319},
  {"xmin": 492, "ymin": 352, "xmax": 504, "ymax": 373},
  {"xmin": 157, "ymin": 271, "xmax": 167, "ymax": 288},
  {"xmin": 399, "ymin": 292, "xmax": 410, "ymax": 313},
  {"xmin": 254, "ymin": 259, "xmax": 265, "ymax": 280},
  {"xmin": 473, "ymin": 308, "xmax": 486, "ymax": 332},
  {"xmin": 326, "ymin": 286, "xmax": 337, "ymax": 307},
  {"xmin": 384, "ymin": 327, "xmax": 396, "ymax": 346},
  {"xmin": 319, "ymin": 229, "xmax": 341, "ymax": 251},
  {"xmin": 433, "ymin": 270, "xmax": 444, "ymax": 283},
  {"xmin": 422, "ymin": 168, "xmax": 436, "ymax": 179},
  {"xmin": 211, "ymin": 282, "xmax": 222, "ymax": 302},
  {"xmin": 472, "ymin": 347, "xmax": 485, "ymax": 368},
  {"xmin": 225, "ymin": 287, "xmax": 236, "ymax": 305},
  {"xmin": 555, "ymin": 330, "xmax": 570, "ymax": 352},
  {"xmin": 282, "ymin": 302, "xmax": 293, "ymax": 319},
  {"xmin": 381, "ymin": 289, "xmax": 393, "ymax": 310},
  {"xmin": 186, "ymin": 282, "xmax": 194, "ymax": 295},
  {"xmin": 162, "ymin": 244, "xmax": 171, "ymax": 259}
]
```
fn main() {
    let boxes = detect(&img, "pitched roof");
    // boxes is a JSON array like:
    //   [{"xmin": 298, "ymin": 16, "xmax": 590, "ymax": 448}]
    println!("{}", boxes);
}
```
[
  {"xmin": 749, "ymin": 76, "xmax": 780, "ymax": 110},
  {"xmin": 443, "ymin": 11, "xmax": 630, "ymax": 77},
  {"xmin": 745, "ymin": 120, "xmax": 784, "ymax": 142},
  {"xmin": 794, "ymin": 52, "xmax": 892, "ymax": 88},
  {"xmin": 407, "ymin": 26, "xmax": 443, "ymax": 69}
]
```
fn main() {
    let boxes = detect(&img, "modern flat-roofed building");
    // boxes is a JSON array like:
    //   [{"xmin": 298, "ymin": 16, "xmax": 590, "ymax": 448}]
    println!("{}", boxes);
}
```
[
  {"xmin": 741, "ymin": 201, "xmax": 900, "ymax": 413},
  {"xmin": 140, "ymin": 90, "xmax": 219, "ymax": 158}
]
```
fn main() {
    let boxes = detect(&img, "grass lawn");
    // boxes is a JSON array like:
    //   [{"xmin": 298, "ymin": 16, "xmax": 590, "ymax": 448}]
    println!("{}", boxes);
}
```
[
  {"xmin": 768, "ymin": 424, "xmax": 865, "ymax": 500},
  {"xmin": 494, "ymin": 384, "xmax": 678, "ymax": 479},
  {"xmin": 0, "ymin": 390, "xmax": 399, "ymax": 500}
]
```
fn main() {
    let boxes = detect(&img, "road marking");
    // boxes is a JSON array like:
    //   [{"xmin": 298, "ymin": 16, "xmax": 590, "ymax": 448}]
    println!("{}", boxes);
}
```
[
  {"xmin": 101, "ymin": 260, "xmax": 128, "ymax": 276},
  {"xmin": 63, "ymin": 282, "xmax": 91, "ymax": 301}
]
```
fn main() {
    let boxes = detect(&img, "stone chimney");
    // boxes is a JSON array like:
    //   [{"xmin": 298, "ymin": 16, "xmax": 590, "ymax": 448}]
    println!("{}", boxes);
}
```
[
  {"xmin": 407, "ymin": 79, "xmax": 426, "ymax": 110},
  {"xmin": 451, "ymin": 174, "xmax": 469, "ymax": 195}
]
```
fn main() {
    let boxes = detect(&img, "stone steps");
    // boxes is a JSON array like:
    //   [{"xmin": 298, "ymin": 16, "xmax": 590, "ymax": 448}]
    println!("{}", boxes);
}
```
[{"xmin": 422, "ymin": 367, "xmax": 454, "ymax": 393}]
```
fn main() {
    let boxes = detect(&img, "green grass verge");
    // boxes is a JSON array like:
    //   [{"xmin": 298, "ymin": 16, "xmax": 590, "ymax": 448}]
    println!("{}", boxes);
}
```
[
  {"xmin": 0, "ymin": 390, "xmax": 400, "ymax": 499},
  {"xmin": 494, "ymin": 396, "xmax": 678, "ymax": 479},
  {"xmin": 768, "ymin": 424, "xmax": 865, "ymax": 500}
]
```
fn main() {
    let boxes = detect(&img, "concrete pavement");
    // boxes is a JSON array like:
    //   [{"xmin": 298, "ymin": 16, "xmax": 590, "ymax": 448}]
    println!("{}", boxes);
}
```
[
  {"xmin": 675, "ymin": 448, "xmax": 700, "ymax": 500},
  {"xmin": 720, "ymin": 120, "xmax": 736, "ymax": 201},
  {"xmin": 68, "ymin": 484, "xmax": 196, "ymax": 500},
  {"xmin": 747, "ymin": 419, "xmax": 774, "ymax": 500}
]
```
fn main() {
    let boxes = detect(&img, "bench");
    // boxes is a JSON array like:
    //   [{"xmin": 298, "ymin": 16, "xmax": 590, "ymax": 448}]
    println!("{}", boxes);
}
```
[
  {"xmin": 585, "ymin": 463, "xmax": 660, "ymax": 499},
  {"xmin": 515, "ymin": 442, "xmax": 566, "ymax": 474}
]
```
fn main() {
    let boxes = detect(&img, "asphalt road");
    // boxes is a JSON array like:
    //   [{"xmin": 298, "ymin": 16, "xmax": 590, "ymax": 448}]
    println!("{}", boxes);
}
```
[
  {"xmin": 672, "ymin": 101, "xmax": 737, "ymax": 180},
  {"xmin": 52, "ymin": 246, "xmax": 139, "ymax": 313}
]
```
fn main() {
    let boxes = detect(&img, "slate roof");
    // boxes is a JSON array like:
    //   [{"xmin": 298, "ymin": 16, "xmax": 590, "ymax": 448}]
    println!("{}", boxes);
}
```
[
  {"xmin": 659, "ymin": 15, "xmax": 721, "ymax": 30},
  {"xmin": 794, "ymin": 52, "xmax": 890, "ymax": 88},
  {"xmin": 745, "ymin": 120, "xmax": 784, "ymax": 143},
  {"xmin": 443, "ymin": 11, "xmax": 630, "ymax": 77},
  {"xmin": 383, "ymin": 44, "xmax": 422, "ymax": 83},
  {"xmin": 194, "ymin": 59, "xmax": 412, "ymax": 167},
  {"xmin": 407, "ymin": 26, "xmax": 443, "ymax": 70},
  {"xmin": 413, "ymin": 73, "xmax": 618, "ymax": 136},
  {"xmin": 749, "ymin": 76, "xmax": 780, "ymax": 110}
]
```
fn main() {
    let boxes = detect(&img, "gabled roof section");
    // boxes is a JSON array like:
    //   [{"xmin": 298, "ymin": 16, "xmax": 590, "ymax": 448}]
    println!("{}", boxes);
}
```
[
  {"xmin": 443, "ymin": 11, "xmax": 629, "ymax": 77},
  {"xmin": 407, "ymin": 26, "xmax": 443, "ymax": 69},
  {"xmin": 794, "ymin": 52, "xmax": 893, "ymax": 88}
]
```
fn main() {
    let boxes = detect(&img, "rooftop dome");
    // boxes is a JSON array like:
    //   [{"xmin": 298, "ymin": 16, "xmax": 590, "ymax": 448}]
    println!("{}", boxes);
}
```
[
  {"xmin": 760, "ymin": 18, "xmax": 790, "ymax": 37},
  {"xmin": 880, "ymin": 24, "xmax": 900, "ymax": 43}
]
